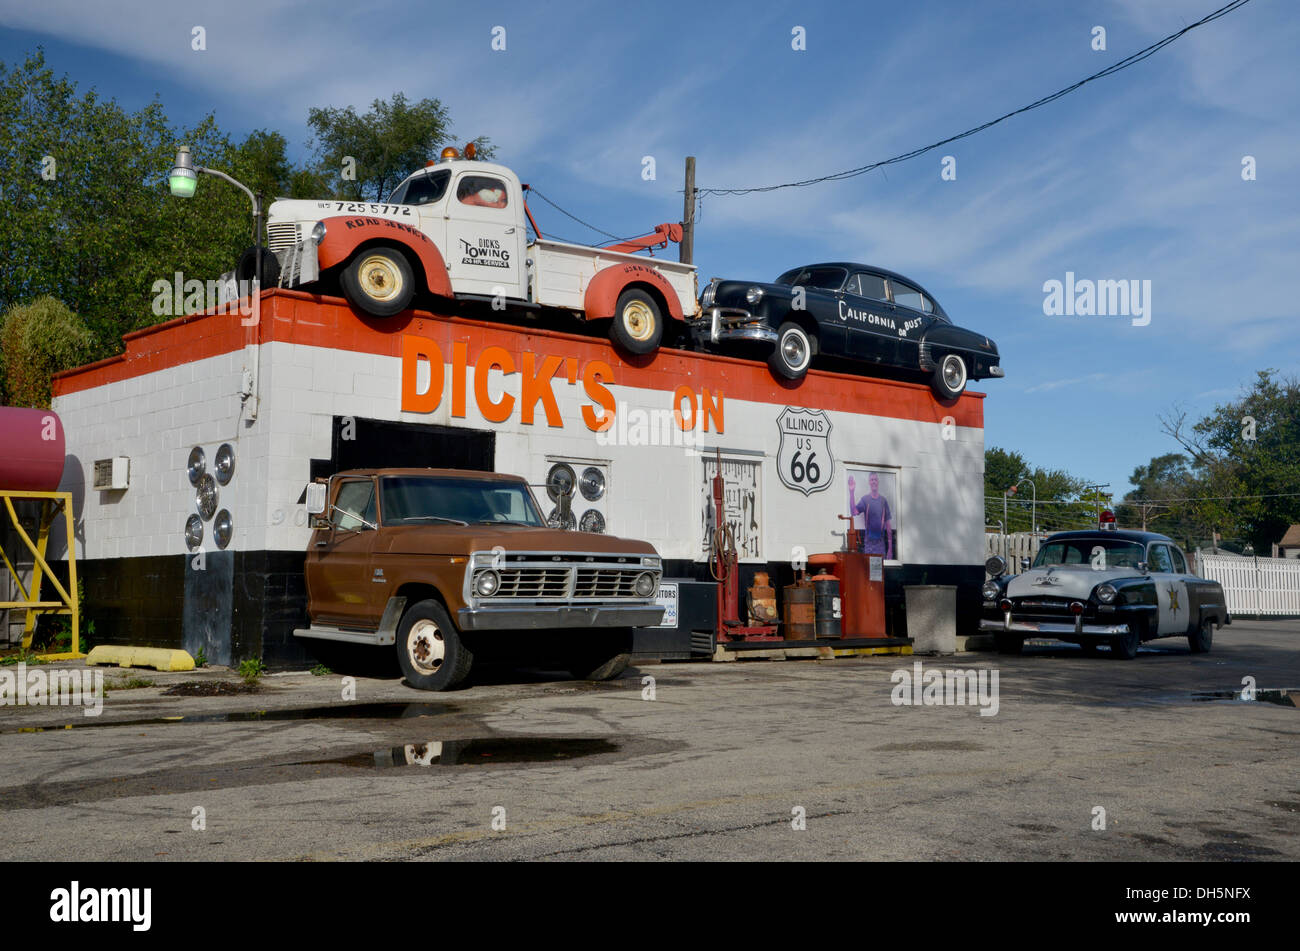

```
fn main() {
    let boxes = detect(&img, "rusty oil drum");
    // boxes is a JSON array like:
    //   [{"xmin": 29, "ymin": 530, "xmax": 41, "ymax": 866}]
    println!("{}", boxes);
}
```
[
  {"xmin": 783, "ymin": 581, "xmax": 815, "ymax": 640},
  {"xmin": 812, "ymin": 573, "xmax": 842, "ymax": 639}
]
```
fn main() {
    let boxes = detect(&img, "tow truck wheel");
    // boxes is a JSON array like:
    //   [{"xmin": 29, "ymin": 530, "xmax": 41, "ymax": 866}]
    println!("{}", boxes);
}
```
[
  {"xmin": 396, "ymin": 599, "xmax": 473, "ymax": 691},
  {"xmin": 994, "ymin": 632, "xmax": 1024, "ymax": 655},
  {"xmin": 768, "ymin": 322, "xmax": 813, "ymax": 380},
  {"xmin": 340, "ymin": 247, "xmax": 415, "ymax": 318},
  {"xmin": 1189, "ymin": 617, "xmax": 1213, "ymax": 654},
  {"xmin": 611, "ymin": 288, "xmax": 663, "ymax": 355},
  {"xmin": 236, "ymin": 246, "xmax": 281, "ymax": 288},
  {"xmin": 930, "ymin": 353, "xmax": 968, "ymax": 400}
]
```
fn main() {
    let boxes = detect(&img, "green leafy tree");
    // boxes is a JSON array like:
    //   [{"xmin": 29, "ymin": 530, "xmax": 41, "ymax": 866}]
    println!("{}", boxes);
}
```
[
  {"xmin": 1160, "ymin": 370, "xmax": 1300, "ymax": 552},
  {"xmin": 984, "ymin": 447, "xmax": 1092, "ymax": 534},
  {"xmin": 307, "ymin": 92, "xmax": 494, "ymax": 201},
  {"xmin": 0, "ymin": 296, "xmax": 96, "ymax": 407}
]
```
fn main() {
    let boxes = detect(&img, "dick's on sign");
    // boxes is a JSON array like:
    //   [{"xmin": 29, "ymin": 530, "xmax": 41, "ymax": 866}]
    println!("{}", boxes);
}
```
[{"xmin": 776, "ymin": 407, "xmax": 834, "ymax": 496}]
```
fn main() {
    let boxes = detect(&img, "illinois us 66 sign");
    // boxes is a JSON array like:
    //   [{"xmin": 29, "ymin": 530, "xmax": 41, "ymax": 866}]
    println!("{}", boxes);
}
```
[{"xmin": 776, "ymin": 407, "xmax": 834, "ymax": 495}]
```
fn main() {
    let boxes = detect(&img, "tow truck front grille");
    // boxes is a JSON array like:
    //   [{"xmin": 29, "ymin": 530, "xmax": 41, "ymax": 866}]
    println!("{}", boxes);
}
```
[{"xmin": 267, "ymin": 222, "xmax": 301, "ymax": 252}]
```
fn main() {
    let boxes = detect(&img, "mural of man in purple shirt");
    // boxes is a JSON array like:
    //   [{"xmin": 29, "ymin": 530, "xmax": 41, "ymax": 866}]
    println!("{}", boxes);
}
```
[{"xmin": 848, "ymin": 471, "xmax": 893, "ymax": 559}]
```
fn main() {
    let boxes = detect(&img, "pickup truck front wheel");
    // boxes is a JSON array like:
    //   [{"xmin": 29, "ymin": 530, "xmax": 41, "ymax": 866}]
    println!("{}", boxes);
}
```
[
  {"xmin": 611, "ymin": 288, "xmax": 663, "ymax": 355},
  {"xmin": 396, "ymin": 599, "xmax": 473, "ymax": 691},
  {"xmin": 569, "ymin": 629, "xmax": 633, "ymax": 681},
  {"xmin": 340, "ymin": 247, "xmax": 415, "ymax": 318}
]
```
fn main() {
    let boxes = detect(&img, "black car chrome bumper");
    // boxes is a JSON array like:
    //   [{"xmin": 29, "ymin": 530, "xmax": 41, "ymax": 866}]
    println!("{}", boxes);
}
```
[
  {"xmin": 690, "ymin": 307, "xmax": 778, "ymax": 346},
  {"xmin": 458, "ymin": 603, "xmax": 665, "ymax": 631}
]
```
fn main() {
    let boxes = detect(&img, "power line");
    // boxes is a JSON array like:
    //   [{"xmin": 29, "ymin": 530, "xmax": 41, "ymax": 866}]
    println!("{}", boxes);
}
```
[
  {"xmin": 985, "ymin": 491, "xmax": 1300, "ymax": 505},
  {"xmin": 525, "ymin": 187, "xmax": 624, "ymax": 241},
  {"xmin": 696, "ymin": 0, "xmax": 1254, "ymax": 197}
]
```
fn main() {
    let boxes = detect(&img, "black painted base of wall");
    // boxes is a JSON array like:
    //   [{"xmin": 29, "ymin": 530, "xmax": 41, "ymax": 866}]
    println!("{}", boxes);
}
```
[{"xmin": 57, "ymin": 553, "xmax": 982, "ymax": 670}]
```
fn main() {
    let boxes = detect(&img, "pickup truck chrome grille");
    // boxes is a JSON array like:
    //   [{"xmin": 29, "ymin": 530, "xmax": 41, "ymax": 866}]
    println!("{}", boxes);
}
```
[
  {"xmin": 267, "ymin": 222, "xmax": 301, "ymax": 252},
  {"xmin": 496, "ymin": 567, "xmax": 570, "ymax": 598},
  {"xmin": 467, "ymin": 551, "xmax": 659, "ymax": 603},
  {"xmin": 574, "ymin": 568, "xmax": 642, "ymax": 598}
]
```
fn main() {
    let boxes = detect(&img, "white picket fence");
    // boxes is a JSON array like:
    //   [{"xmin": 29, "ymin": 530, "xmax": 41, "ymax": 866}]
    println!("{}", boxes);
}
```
[
  {"xmin": 1198, "ymin": 553, "xmax": 1300, "ymax": 616},
  {"xmin": 983, "ymin": 532, "xmax": 1045, "ymax": 574}
]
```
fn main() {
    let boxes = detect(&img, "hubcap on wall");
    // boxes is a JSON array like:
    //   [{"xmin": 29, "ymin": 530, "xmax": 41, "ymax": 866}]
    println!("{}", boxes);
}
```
[
  {"xmin": 358, "ymin": 255, "xmax": 403, "ymax": 302},
  {"xmin": 407, "ymin": 619, "xmax": 445, "ymax": 674}
]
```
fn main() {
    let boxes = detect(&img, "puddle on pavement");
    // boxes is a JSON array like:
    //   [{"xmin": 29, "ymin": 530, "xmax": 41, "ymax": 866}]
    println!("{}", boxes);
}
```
[
  {"xmin": 4, "ymin": 702, "xmax": 457, "ymax": 733},
  {"xmin": 1189, "ymin": 688, "xmax": 1297, "ymax": 707},
  {"xmin": 302, "ymin": 736, "xmax": 619, "ymax": 768}
]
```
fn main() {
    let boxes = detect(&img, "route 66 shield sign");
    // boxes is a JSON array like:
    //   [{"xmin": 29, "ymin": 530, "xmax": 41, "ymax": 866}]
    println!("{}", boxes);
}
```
[{"xmin": 776, "ymin": 407, "xmax": 834, "ymax": 496}]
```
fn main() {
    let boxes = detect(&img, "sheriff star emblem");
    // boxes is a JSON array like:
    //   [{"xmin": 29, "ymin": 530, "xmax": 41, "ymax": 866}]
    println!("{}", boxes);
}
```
[{"xmin": 1166, "ymin": 584, "xmax": 1180, "ymax": 615}]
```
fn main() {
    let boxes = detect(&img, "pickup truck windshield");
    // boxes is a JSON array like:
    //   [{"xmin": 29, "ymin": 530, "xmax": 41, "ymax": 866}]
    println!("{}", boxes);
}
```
[
  {"xmin": 1034, "ymin": 538, "xmax": 1146, "ymax": 568},
  {"xmin": 380, "ymin": 476, "xmax": 545, "ymax": 527}
]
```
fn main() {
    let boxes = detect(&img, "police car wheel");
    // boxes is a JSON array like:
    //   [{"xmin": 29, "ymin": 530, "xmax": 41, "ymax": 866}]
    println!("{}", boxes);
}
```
[
  {"xmin": 611, "ymin": 288, "xmax": 663, "ymax": 355},
  {"xmin": 769, "ymin": 322, "xmax": 813, "ymax": 380},
  {"xmin": 341, "ymin": 247, "xmax": 415, "ymax": 318},
  {"xmin": 395, "ymin": 599, "xmax": 473, "ymax": 691},
  {"xmin": 930, "ymin": 353, "xmax": 967, "ymax": 399},
  {"xmin": 1111, "ymin": 625, "xmax": 1140, "ymax": 660},
  {"xmin": 1188, "ymin": 617, "xmax": 1213, "ymax": 654}
]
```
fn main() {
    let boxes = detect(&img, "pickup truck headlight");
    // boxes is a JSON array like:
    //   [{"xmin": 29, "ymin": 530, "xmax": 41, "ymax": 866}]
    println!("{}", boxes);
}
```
[
  {"xmin": 1096, "ymin": 583, "xmax": 1117, "ymax": 604},
  {"xmin": 634, "ymin": 571, "xmax": 657, "ymax": 597},
  {"xmin": 981, "ymin": 580, "xmax": 1001, "ymax": 600},
  {"xmin": 642, "ymin": 556, "xmax": 661, "ymax": 568},
  {"xmin": 474, "ymin": 570, "xmax": 500, "ymax": 597},
  {"xmin": 745, "ymin": 286, "xmax": 764, "ymax": 305},
  {"xmin": 310, "ymin": 220, "xmax": 327, "ymax": 243}
]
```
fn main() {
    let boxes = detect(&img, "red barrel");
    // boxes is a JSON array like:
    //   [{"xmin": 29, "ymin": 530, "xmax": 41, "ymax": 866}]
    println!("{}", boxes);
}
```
[{"xmin": 0, "ymin": 407, "xmax": 66, "ymax": 491}]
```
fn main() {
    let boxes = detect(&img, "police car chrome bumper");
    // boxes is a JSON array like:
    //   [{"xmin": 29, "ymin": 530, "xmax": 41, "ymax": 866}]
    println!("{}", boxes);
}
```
[{"xmin": 980, "ymin": 616, "xmax": 1130, "ymax": 637}]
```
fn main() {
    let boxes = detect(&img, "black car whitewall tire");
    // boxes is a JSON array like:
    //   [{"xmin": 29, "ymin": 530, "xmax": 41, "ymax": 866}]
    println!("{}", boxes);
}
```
[
  {"xmin": 611, "ymin": 288, "xmax": 663, "ymax": 355},
  {"xmin": 769, "ymin": 322, "xmax": 813, "ymax": 380},
  {"xmin": 340, "ymin": 247, "xmax": 415, "ymax": 317},
  {"xmin": 930, "ymin": 352, "xmax": 968, "ymax": 399},
  {"xmin": 994, "ymin": 632, "xmax": 1024, "ymax": 655},
  {"xmin": 1189, "ymin": 617, "xmax": 1213, "ymax": 654},
  {"xmin": 1111, "ymin": 622, "xmax": 1140, "ymax": 660},
  {"xmin": 396, "ymin": 599, "xmax": 473, "ymax": 691}
]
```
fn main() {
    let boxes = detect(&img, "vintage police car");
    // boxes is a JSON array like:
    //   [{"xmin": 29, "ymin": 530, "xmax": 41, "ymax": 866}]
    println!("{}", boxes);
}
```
[
  {"xmin": 690, "ymin": 263, "xmax": 1003, "ymax": 398},
  {"xmin": 980, "ymin": 530, "xmax": 1230, "ymax": 659}
]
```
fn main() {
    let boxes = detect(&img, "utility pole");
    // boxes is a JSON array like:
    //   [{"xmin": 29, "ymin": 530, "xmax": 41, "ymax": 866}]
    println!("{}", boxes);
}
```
[
  {"xmin": 680, "ymin": 156, "xmax": 695, "ymax": 265},
  {"xmin": 1083, "ymin": 483, "xmax": 1111, "ymax": 526}
]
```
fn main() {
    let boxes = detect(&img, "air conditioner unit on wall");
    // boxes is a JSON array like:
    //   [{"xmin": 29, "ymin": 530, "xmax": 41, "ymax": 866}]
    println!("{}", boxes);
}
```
[{"xmin": 93, "ymin": 457, "xmax": 130, "ymax": 491}]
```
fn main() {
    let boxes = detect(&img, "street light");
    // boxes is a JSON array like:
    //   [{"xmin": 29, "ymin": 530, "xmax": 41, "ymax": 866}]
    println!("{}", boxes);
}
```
[
  {"xmin": 1007, "ymin": 478, "xmax": 1038, "ymax": 535},
  {"xmin": 167, "ymin": 145, "xmax": 265, "ymax": 294}
]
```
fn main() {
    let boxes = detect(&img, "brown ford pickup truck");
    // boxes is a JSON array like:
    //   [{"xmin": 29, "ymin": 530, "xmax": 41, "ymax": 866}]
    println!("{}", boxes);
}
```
[{"xmin": 295, "ymin": 468, "xmax": 664, "ymax": 690}]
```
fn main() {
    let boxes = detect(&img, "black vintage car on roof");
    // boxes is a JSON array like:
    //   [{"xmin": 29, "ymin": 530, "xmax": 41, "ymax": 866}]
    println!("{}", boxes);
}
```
[{"xmin": 690, "ymin": 262, "xmax": 1003, "ymax": 399}]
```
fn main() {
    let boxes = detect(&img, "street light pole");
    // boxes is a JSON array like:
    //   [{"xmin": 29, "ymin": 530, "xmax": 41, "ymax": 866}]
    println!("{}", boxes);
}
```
[{"xmin": 168, "ymin": 146, "xmax": 264, "ymax": 295}]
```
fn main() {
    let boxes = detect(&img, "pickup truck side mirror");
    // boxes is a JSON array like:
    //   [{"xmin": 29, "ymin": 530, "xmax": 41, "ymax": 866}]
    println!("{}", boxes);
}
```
[{"xmin": 305, "ymin": 482, "xmax": 327, "ymax": 516}]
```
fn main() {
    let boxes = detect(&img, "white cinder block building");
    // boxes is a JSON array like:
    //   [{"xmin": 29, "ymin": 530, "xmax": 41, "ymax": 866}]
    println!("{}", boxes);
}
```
[{"xmin": 48, "ymin": 290, "xmax": 987, "ymax": 666}]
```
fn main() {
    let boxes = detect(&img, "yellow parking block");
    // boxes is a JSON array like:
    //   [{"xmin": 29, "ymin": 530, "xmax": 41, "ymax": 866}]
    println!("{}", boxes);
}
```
[{"xmin": 85, "ymin": 645, "xmax": 195, "ymax": 672}]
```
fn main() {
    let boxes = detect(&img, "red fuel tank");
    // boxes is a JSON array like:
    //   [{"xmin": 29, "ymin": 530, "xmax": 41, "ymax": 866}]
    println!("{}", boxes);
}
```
[{"xmin": 0, "ymin": 407, "xmax": 66, "ymax": 491}]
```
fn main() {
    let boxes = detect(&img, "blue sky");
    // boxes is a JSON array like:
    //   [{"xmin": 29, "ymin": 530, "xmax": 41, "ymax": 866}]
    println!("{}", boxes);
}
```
[{"xmin": 2, "ymin": 0, "xmax": 1296, "ymax": 505}]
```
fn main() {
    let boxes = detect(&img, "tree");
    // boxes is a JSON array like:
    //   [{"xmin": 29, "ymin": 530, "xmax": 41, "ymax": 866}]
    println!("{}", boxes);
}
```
[
  {"xmin": 1159, "ymin": 370, "xmax": 1300, "ymax": 551},
  {"xmin": 306, "ymin": 92, "xmax": 494, "ymax": 201},
  {"xmin": 0, "ymin": 296, "xmax": 97, "ymax": 408},
  {"xmin": 984, "ymin": 447, "xmax": 1092, "ymax": 534}
]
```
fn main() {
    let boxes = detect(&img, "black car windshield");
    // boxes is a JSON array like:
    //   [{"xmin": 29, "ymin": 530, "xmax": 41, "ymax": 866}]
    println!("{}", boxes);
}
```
[
  {"xmin": 381, "ymin": 476, "xmax": 544, "ymax": 526},
  {"xmin": 1034, "ymin": 538, "xmax": 1146, "ymax": 568},
  {"xmin": 775, "ymin": 266, "xmax": 847, "ymax": 291}
]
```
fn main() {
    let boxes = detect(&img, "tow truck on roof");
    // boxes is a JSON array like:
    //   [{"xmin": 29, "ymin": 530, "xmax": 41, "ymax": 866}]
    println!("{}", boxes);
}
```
[{"xmin": 246, "ymin": 144, "xmax": 699, "ymax": 357}]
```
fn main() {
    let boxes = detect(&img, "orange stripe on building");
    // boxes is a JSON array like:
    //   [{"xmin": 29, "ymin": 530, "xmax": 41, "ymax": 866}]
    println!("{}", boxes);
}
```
[{"xmin": 52, "ymin": 290, "xmax": 984, "ymax": 429}]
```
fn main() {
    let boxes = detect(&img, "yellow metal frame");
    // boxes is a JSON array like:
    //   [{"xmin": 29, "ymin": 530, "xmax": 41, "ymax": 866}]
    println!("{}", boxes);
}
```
[{"xmin": 0, "ymin": 490, "xmax": 81, "ymax": 659}]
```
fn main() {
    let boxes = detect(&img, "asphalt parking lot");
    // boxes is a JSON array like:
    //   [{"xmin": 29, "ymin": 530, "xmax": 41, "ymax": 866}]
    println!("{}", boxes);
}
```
[{"xmin": 1, "ymin": 619, "xmax": 1296, "ymax": 861}]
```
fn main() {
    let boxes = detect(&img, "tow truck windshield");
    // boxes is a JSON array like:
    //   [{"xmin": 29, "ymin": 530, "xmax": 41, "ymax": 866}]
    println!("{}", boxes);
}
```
[{"xmin": 380, "ymin": 476, "xmax": 545, "ymax": 527}]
